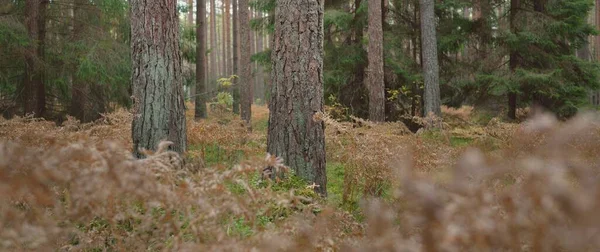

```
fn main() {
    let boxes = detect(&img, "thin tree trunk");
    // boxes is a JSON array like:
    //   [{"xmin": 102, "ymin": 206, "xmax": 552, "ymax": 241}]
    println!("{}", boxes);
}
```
[
  {"xmin": 187, "ymin": 0, "xmax": 195, "ymax": 100},
  {"xmin": 249, "ymin": 10, "xmax": 256, "ymax": 102},
  {"xmin": 196, "ymin": 0, "xmax": 208, "ymax": 119},
  {"xmin": 224, "ymin": 0, "xmax": 231, "ymax": 76},
  {"xmin": 420, "ymin": 0, "xmax": 441, "ymax": 116},
  {"xmin": 187, "ymin": 0, "xmax": 194, "ymax": 26},
  {"xmin": 71, "ymin": 0, "xmax": 86, "ymax": 121},
  {"xmin": 596, "ymin": 0, "xmax": 600, "ymax": 62},
  {"xmin": 367, "ymin": 0, "xmax": 385, "ymax": 121},
  {"xmin": 210, "ymin": 0, "xmax": 218, "ymax": 90},
  {"xmin": 35, "ymin": 0, "xmax": 47, "ymax": 117},
  {"xmin": 232, "ymin": 0, "xmax": 240, "ymax": 114},
  {"xmin": 508, "ymin": 0, "xmax": 520, "ymax": 120},
  {"xmin": 239, "ymin": 0, "xmax": 252, "ymax": 125},
  {"xmin": 256, "ymin": 11, "xmax": 265, "ymax": 102},
  {"xmin": 268, "ymin": 0, "xmax": 327, "ymax": 196},
  {"xmin": 222, "ymin": 1, "xmax": 227, "ymax": 77},
  {"xmin": 131, "ymin": 0, "xmax": 187, "ymax": 156}
]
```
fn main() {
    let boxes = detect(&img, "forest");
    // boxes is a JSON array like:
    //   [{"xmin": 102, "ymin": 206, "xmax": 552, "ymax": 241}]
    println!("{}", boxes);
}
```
[{"xmin": 2, "ymin": 0, "xmax": 600, "ymax": 250}]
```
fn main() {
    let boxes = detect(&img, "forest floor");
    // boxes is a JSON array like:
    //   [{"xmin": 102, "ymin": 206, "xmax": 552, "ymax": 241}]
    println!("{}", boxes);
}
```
[{"xmin": 1, "ymin": 104, "xmax": 600, "ymax": 251}]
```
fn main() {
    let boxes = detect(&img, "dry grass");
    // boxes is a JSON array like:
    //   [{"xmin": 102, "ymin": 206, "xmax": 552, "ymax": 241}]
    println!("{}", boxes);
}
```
[{"xmin": 2, "ymin": 105, "xmax": 600, "ymax": 251}]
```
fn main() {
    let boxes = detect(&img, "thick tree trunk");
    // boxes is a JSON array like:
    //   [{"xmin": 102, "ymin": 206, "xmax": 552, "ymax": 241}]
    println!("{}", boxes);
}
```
[
  {"xmin": 71, "ymin": 0, "xmax": 86, "ymax": 121},
  {"xmin": 508, "ymin": 0, "xmax": 520, "ymax": 120},
  {"xmin": 420, "ymin": 0, "xmax": 441, "ymax": 116},
  {"xmin": 196, "ymin": 0, "xmax": 208, "ymax": 119},
  {"xmin": 22, "ymin": 0, "xmax": 47, "ymax": 117},
  {"xmin": 268, "ymin": 0, "xmax": 327, "ymax": 196},
  {"xmin": 130, "ymin": 0, "xmax": 187, "ymax": 156},
  {"xmin": 367, "ymin": 0, "xmax": 385, "ymax": 121},
  {"xmin": 239, "ymin": 0, "xmax": 252, "ymax": 125},
  {"xmin": 232, "ymin": 0, "xmax": 240, "ymax": 114}
]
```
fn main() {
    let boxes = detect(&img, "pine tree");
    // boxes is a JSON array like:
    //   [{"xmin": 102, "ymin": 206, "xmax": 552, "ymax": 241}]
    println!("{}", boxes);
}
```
[
  {"xmin": 239, "ymin": 0, "xmax": 252, "ymax": 125},
  {"xmin": 196, "ymin": 0, "xmax": 208, "ymax": 119},
  {"xmin": 131, "ymin": 0, "xmax": 186, "ymax": 156},
  {"xmin": 367, "ymin": 0, "xmax": 385, "ymax": 121},
  {"xmin": 420, "ymin": 0, "xmax": 442, "ymax": 116},
  {"xmin": 268, "ymin": 0, "xmax": 327, "ymax": 196}
]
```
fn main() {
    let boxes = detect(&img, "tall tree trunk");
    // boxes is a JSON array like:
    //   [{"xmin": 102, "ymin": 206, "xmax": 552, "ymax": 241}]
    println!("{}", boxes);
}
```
[
  {"xmin": 222, "ymin": 1, "xmax": 227, "ymax": 77},
  {"xmin": 268, "ymin": 0, "xmax": 327, "ymax": 196},
  {"xmin": 224, "ymin": 0, "xmax": 231, "ymax": 76},
  {"xmin": 239, "ymin": 0, "xmax": 252, "ymax": 125},
  {"xmin": 508, "ymin": 0, "xmax": 520, "ymax": 120},
  {"xmin": 22, "ymin": 0, "xmax": 47, "ymax": 117},
  {"xmin": 256, "ymin": 11, "xmax": 265, "ymax": 102},
  {"xmin": 596, "ymin": 0, "xmax": 600, "ymax": 62},
  {"xmin": 187, "ymin": 0, "xmax": 196, "ymax": 100},
  {"xmin": 367, "ymin": 0, "xmax": 385, "ymax": 121},
  {"xmin": 196, "ymin": 0, "xmax": 208, "ymax": 119},
  {"xmin": 130, "ymin": 0, "xmax": 187, "ymax": 156},
  {"xmin": 71, "ymin": 0, "xmax": 90, "ymax": 122},
  {"xmin": 420, "ymin": 0, "xmax": 441, "ymax": 116},
  {"xmin": 210, "ymin": 0, "xmax": 218, "ymax": 90},
  {"xmin": 250, "ymin": 10, "xmax": 257, "ymax": 101},
  {"xmin": 232, "ymin": 0, "xmax": 240, "ymax": 114},
  {"xmin": 35, "ymin": 0, "xmax": 47, "ymax": 117},
  {"xmin": 187, "ymin": 0, "xmax": 194, "ymax": 26}
]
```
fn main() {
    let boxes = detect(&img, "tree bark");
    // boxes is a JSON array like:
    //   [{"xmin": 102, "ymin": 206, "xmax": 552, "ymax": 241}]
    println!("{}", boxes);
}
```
[
  {"xmin": 210, "ymin": 0, "xmax": 218, "ymax": 90},
  {"xmin": 420, "ymin": 0, "xmax": 441, "ymax": 116},
  {"xmin": 130, "ymin": 0, "xmax": 187, "ymax": 156},
  {"xmin": 196, "ymin": 0, "xmax": 208, "ymax": 119},
  {"xmin": 224, "ymin": 0, "xmax": 231, "ymax": 76},
  {"xmin": 22, "ymin": 0, "xmax": 47, "ymax": 117},
  {"xmin": 232, "ymin": 0, "xmax": 240, "ymax": 114},
  {"xmin": 256, "ymin": 11, "xmax": 265, "ymax": 102},
  {"xmin": 268, "ymin": 0, "xmax": 327, "ymax": 196},
  {"xmin": 596, "ymin": 0, "xmax": 600, "ymax": 62},
  {"xmin": 71, "ymin": 0, "xmax": 86, "ymax": 121},
  {"xmin": 508, "ymin": 0, "xmax": 520, "ymax": 120},
  {"xmin": 367, "ymin": 0, "xmax": 385, "ymax": 121},
  {"xmin": 239, "ymin": 0, "xmax": 252, "ymax": 125},
  {"xmin": 250, "ymin": 10, "xmax": 257, "ymax": 101}
]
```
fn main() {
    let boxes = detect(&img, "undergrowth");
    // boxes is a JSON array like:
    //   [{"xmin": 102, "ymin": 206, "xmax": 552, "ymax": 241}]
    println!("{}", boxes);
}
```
[{"xmin": 2, "ymin": 104, "xmax": 600, "ymax": 250}]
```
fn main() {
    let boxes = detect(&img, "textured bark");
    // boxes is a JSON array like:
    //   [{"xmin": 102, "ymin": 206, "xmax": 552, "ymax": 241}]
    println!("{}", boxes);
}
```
[
  {"xmin": 232, "ymin": 0, "xmax": 240, "ymax": 114},
  {"xmin": 250, "ymin": 10, "xmax": 257, "ymax": 101},
  {"xmin": 268, "ymin": 0, "xmax": 327, "ymax": 196},
  {"xmin": 210, "ymin": 0, "xmax": 218, "ymax": 87},
  {"xmin": 256, "ymin": 12, "xmax": 265, "ymax": 101},
  {"xmin": 239, "ymin": 0, "xmax": 252, "ymax": 124},
  {"xmin": 70, "ymin": 0, "xmax": 86, "ymax": 121},
  {"xmin": 22, "ymin": 0, "xmax": 47, "ymax": 117},
  {"xmin": 196, "ymin": 0, "xmax": 208, "ymax": 119},
  {"xmin": 420, "ymin": 0, "xmax": 441, "ymax": 116},
  {"xmin": 130, "ymin": 0, "xmax": 187, "ymax": 156},
  {"xmin": 224, "ymin": 0, "xmax": 231, "ymax": 75},
  {"xmin": 508, "ymin": 0, "xmax": 520, "ymax": 120},
  {"xmin": 35, "ymin": 0, "xmax": 47, "ymax": 117},
  {"xmin": 367, "ymin": 0, "xmax": 385, "ymax": 121}
]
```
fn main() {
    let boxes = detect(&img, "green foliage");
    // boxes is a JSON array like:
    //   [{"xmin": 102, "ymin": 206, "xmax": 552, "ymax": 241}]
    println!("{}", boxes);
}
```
[{"xmin": 216, "ymin": 92, "xmax": 234, "ymax": 107}]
